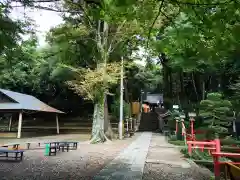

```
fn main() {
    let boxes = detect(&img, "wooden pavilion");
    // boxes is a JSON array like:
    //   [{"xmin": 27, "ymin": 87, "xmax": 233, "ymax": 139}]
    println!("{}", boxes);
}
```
[{"xmin": 0, "ymin": 88, "xmax": 64, "ymax": 138}]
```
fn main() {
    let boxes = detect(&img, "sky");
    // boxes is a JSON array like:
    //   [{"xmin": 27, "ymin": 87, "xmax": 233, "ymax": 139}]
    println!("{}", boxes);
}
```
[{"xmin": 10, "ymin": 2, "xmax": 63, "ymax": 46}]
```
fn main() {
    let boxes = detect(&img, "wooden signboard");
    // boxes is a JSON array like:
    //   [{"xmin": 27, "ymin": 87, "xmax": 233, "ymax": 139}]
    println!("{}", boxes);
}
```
[{"xmin": 132, "ymin": 102, "xmax": 140, "ymax": 115}]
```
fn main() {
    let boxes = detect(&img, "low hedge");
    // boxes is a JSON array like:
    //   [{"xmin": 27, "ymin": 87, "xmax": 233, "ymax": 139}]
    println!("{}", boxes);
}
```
[{"xmin": 168, "ymin": 140, "xmax": 185, "ymax": 146}]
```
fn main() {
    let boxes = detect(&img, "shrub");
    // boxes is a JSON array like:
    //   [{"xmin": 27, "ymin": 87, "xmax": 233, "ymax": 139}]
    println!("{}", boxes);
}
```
[{"xmin": 199, "ymin": 92, "xmax": 234, "ymax": 138}]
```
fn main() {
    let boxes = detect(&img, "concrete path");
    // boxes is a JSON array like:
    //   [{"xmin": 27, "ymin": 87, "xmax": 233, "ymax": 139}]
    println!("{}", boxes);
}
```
[
  {"xmin": 143, "ymin": 133, "xmax": 213, "ymax": 180},
  {"xmin": 146, "ymin": 134, "xmax": 191, "ymax": 168},
  {"xmin": 93, "ymin": 132, "xmax": 152, "ymax": 180},
  {"xmin": 93, "ymin": 132, "xmax": 212, "ymax": 180}
]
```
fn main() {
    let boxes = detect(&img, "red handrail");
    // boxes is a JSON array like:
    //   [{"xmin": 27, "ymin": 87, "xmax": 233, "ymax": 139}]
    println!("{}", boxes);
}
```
[{"xmin": 187, "ymin": 139, "xmax": 240, "ymax": 179}]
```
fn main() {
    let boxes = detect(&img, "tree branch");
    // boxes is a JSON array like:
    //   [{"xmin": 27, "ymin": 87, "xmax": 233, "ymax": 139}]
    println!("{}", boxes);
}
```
[
  {"xmin": 169, "ymin": 0, "xmax": 231, "ymax": 6},
  {"xmin": 146, "ymin": 0, "xmax": 165, "ymax": 48},
  {"xmin": 12, "ymin": 0, "xmax": 61, "ymax": 3},
  {"xmin": 108, "ymin": 20, "xmax": 127, "ymax": 53}
]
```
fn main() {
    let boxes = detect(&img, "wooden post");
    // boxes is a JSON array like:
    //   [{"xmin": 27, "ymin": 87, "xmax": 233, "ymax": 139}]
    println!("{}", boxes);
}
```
[
  {"xmin": 188, "ymin": 142, "xmax": 192, "ymax": 156},
  {"xmin": 214, "ymin": 139, "xmax": 221, "ymax": 179},
  {"xmin": 8, "ymin": 115, "xmax": 12, "ymax": 132},
  {"xmin": 17, "ymin": 112, "xmax": 23, "ymax": 138},
  {"xmin": 56, "ymin": 114, "xmax": 59, "ymax": 134}
]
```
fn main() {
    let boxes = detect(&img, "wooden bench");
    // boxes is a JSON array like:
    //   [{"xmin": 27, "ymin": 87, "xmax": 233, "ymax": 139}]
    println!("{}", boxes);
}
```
[
  {"xmin": 1, "ymin": 142, "xmax": 42, "ymax": 150},
  {"xmin": 225, "ymin": 162, "xmax": 240, "ymax": 180},
  {"xmin": 0, "ymin": 149, "xmax": 24, "ymax": 161},
  {"xmin": 1, "ymin": 143, "xmax": 20, "ymax": 150}
]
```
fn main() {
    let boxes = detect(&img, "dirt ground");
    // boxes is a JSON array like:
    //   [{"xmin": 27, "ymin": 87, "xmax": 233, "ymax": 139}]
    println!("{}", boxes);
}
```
[
  {"xmin": 0, "ymin": 133, "xmax": 91, "ymax": 146},
  {"xmin": 0, "ymin": 133, "xmax": 215, "ymax": 180},
  {"xmin": 0, "ymin": 133, "xmax": 140, "ymax": 180}
]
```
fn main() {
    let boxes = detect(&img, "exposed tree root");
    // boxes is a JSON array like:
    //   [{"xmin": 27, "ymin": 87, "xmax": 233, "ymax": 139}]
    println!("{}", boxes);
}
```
[{"xmin": 90, "ymin": 130, "xmax": 111, "ymax": 144}]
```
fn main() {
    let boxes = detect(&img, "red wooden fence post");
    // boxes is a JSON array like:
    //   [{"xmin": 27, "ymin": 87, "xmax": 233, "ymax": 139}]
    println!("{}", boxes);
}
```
[
  {"xmin": 188, "ymin": 142, "xmax": 192, "ymax": 156},
  {"xmin": 213, "ymin": 139, "xmax": 221, "ymax": 179}
]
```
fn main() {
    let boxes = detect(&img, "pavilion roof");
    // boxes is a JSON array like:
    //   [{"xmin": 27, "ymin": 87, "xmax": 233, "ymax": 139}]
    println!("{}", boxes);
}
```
[{"xmin": 0, "ymin": 89, "xmax": 64, "ymax": 114}]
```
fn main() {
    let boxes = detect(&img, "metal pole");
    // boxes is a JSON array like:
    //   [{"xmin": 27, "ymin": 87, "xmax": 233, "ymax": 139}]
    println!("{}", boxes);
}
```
[
  {"xmin": 56, "ymin": 114, "xmax": 59, "ymax": 134},
  {"xmin": 119, "ymin": 56, "xmax": 124, "ymax": 140}
]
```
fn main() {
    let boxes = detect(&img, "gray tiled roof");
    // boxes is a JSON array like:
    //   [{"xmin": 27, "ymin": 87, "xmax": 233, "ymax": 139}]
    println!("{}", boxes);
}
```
[
  {"xmin": 0, "ymin": 89, "xmax": 64, "ymax": 113},
  {"xmin": 144, "ymin": 94, "xmax": 163, "ymax": 104}
]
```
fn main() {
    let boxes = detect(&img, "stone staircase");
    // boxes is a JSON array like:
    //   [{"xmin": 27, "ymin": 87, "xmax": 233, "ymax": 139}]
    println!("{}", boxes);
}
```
[{"xmin": 138, "ymin": 112, "xmax": 159, "ymax": 131}]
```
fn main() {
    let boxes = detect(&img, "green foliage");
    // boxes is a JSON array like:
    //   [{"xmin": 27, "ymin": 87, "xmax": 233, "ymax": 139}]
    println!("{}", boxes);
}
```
[
  {"xmin": 1, "ymin": 0, "xmax": 239, "ymax": 138},
  {"xmin": 181, "ymin": 147, "xmax": 229, "ymax": 162},
  {"xmin": 221, "ymin": 136, "xmax": 240, "ymax": 146},
  {"xmin": 199, "ymin": 92, "xmax": 234, "ymax": 137},
  {"xmin": 124, "ymin": 61, "xmax": 162, "ymax": 100},
  {"xmin": 168, "ymin": 134, "xmax": 177, "ymax": 141},
  {"xmin": 168, "ymin": 134, "xmax": 185, "ymax": 146},
  {"xmin": 110, "ymin": 97, "xmax": 130, "ymax": 119},
  {"xmin": 66, "ymin": 62, "xmax": 121, "ymax": 102},
  {"xmin": 168, "ymin": 140, "xmax": 185, "ymax": 146}
]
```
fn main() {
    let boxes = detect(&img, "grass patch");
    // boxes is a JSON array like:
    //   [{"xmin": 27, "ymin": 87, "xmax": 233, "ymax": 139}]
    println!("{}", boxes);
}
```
[{"xmin": 168, "ymin": 140, "xmax": 185, "ymax": 146}]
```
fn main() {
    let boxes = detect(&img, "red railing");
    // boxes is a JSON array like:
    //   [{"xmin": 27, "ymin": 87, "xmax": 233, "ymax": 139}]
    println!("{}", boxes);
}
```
[{"xmin": 187, "ymin": 139, "xmax": 240, "ymax": 179}]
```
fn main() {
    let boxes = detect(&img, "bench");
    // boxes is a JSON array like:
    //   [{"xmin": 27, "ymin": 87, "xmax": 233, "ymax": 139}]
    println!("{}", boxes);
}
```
[
  {"xmin": 44, "ymin": 142, "xmax": 69, "ymax": 156},
  {"xmin": 1, "ymin": 142, "xmax": 42, "ymax": 150},
  {"xmin": 59, "ymin": 142, "xmax": 78, "ymax": 150},
  {"xmin": 0, "ymin": 149, "xmax": 24, "ymax": 161},
  {"xmin": 1, "ymin": 143, "xmax": 20, "ymax": 150},
  {"xmin": 44, "ymin": 142, "xmax": 59, "ymax": 156},
  {"xmin": 44, "ymin": 141, "xmax": 78, "ymax": 156}
]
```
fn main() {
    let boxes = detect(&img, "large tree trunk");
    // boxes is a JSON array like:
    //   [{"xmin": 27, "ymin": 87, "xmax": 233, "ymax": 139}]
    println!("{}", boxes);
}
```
[
  {"xmin": 90, "ymin": 95, "xmax": 110, "ymax": 143},
  {"xmin": 179, "ymin": 70, "xmax": 186, "ymax": 109},
  {"xmin": 104, "ymin": 94, "xmax": 114, "ymax": 139},
  {"xmin": 160, "ymin": 54, "xmax": 172, "ymax": 109}
]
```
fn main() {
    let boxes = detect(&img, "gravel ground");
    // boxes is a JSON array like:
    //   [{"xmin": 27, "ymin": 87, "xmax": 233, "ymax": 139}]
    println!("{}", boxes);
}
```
[
  {"xmin": 143, "ymin": 163, "xmax": 213, "ymax": 180},
  {"xmin": 142, "ymin": 133, "xmax": 213, "ymax": 180},
  {"xmin": 0, "ymin": 134, "xmax": 140, "ymax": 180}
]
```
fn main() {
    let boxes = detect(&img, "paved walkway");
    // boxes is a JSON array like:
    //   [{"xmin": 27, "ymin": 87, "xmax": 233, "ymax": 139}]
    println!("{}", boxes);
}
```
[
  {"xmin": 93, "ymin": 132, "xmax": 213, "ymax": 180},
  {"xmin": 93, "ymin": 132, "xmax": 152, "ymax": 180},
  {"xmin": 146, "ymin": 134, "xmax": 191, "ymax": 168},
  {"xmin": 143, "ymin": 133, "xmax": 213, "ymax": 180}
]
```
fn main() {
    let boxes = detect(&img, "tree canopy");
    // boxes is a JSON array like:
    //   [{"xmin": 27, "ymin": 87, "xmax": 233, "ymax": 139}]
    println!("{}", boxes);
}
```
[{"xmin": 0, "ymin": 0, "xmax": 240, "ymax": 142}]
